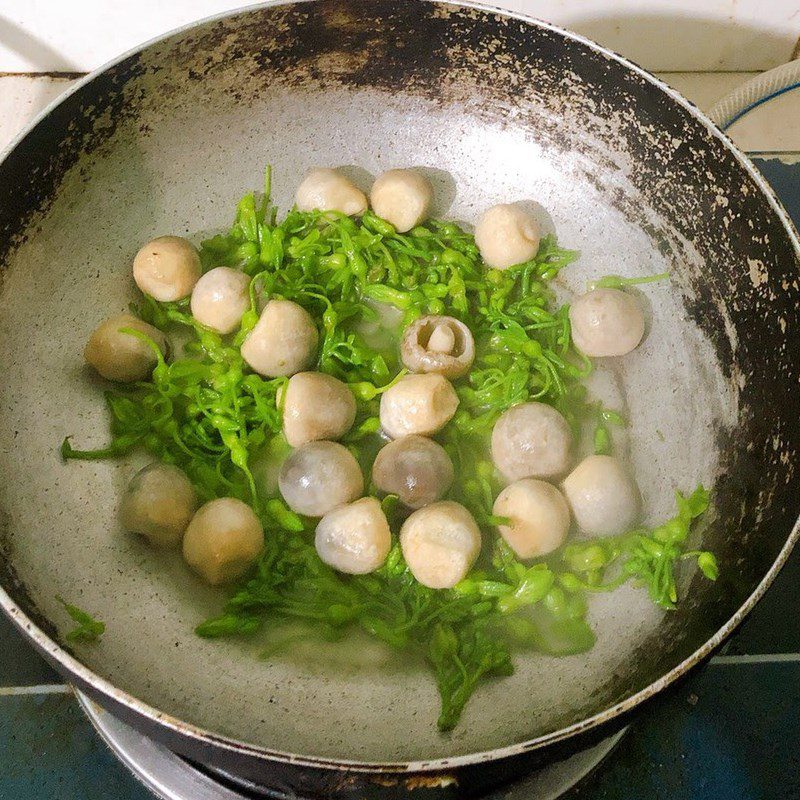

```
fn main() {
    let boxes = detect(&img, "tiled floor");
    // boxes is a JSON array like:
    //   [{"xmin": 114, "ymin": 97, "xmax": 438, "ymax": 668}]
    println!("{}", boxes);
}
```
[{"xmin": 0, "ymin": 74, "xmax": 799, "ymax": 799}]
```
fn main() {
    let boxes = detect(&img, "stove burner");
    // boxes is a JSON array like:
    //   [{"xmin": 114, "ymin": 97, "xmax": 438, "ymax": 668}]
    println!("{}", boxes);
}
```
[{"xmin": 77, "ymin": 691, "xmax": 623, "ymax": 800}]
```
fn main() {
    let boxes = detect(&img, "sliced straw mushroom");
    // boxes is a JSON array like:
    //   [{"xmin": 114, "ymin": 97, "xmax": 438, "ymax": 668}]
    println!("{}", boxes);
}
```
[
  {"xmin": 315, "ymin": 497, "xmax": 392, "ymax": 574},
  {"xmin": 372, "ymin": 435, "xmax": 454, "ymax": 509},
  {"xmin": 379, "ymin": 373, "xmax": 459, "ymax": 439},
  {"xmin": 84, "ymin": 313, "xmax": 167, "ymax": 382},
  {"xmin": 492, "ymin": 479, "xmax": 570, "ymax": 559},
  {"xmin": 474, "ymin": 204, "xmax": 540, "ymax": 270},
  {"xmin": 182, "ymin": 498, "xmax": 264, "ymax": 585},
  {"xmin": 400, "ymin": 501, "xmax": 481, "ymax": 589},
  {"xmin": 369, "ymin": 169, "xmax": 433, "ymax": 232},
  {"xmin": 241, "ymin": 299, "xmax": 318, "ymax": 378},
  {"xmin": 569, "ymin": 288, "xmax": 645, "ymax": 358},
  {"xmin": 295, "ymin": 168, "xmax": 368, "ymax": 216},
  {"xmin": 562, "ymin": 454, "xmax": 640, "ymax": 536},
  {"xmin": 400, "ymin": 315, "xmax": 475, "ymax": 379},
  {"xmin": 133, "ymin": 236, "xmax": 201, "ymax": 301},
  {"xmin": 190, "ymin": 266, "xmax": 251, "ymax": 334},
  {"xmin": 491, "ymin": 402, "xmax": 573, "ymax": 482},
  {"xmin": 278, "ymin": 441, "xmax": 363, "ymax": 517},
  {"xmin": 120, "ymin": 463, "xmax": 198, "ymax": 547},
  {"xmin": 282, "ymin": 371, "xmax": 357, "ymax": 447}
]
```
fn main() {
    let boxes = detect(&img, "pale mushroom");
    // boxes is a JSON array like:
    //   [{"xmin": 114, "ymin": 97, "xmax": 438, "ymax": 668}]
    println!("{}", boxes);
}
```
[
  {"xmin": 400, "ymin": 315, "xmax": 475, "ymax": 379},
  {"xmin": 240, "ymin": 299, "xmax": 318, "ymax": 377},
  {"xmin": 282, "ymin": 372, "xmax": 357, "ymax": 447},
  {"xmin": 315, "ymin": 497, "xmax": 391, "ymax": 574},
  {"xmin": 474, "ymin": 204, "xmax": 540, "ymax": 270},
  {"xmin": 120, "ymin": 463, "xmax": 198, "ymax": 547},
  {"xmin": 278, "ymin": 441, "xmax": 363, "ymax": 517},
  {"xmin": 369, "ymin": 169, "xmax": 433, "ymax": 232},
  {"xmin": 133, "ymin": 236, "xmax": 201, "ymax": 301},
  {"xmin": 190, "ymin": 267, "xmax": 251, "ymax": 334},
  {"xmin": 399, "ymin": 501, "xmax": 481, "ymax": 589},
  {"xmin": 372, "ymin": 435, "xmax": 454, "ymax": 509},
  {"xmin": 569, "ymin": 288, "xmax": 645, "ymax": 358},
  {"xmin": 492, "ymin": 479, "xmax": 570, "ymax": 559},
  {"xmin": 295, "ymin": 168, "xmax": 368, "ymax": 216},
  {"xmin": 562, "ymin": 454, "xmax": 640, "ymax": 537},
  {"xmin": 182, "ymin": 498, "xmax": 264, "ymax": 585},
  {"xmin": 84, "ymin": 313, "xmax": 167, "ymax": 382},
  {"xmin": 491, "ymin": 402, "xmax": 573, "ymax": 482},
  {"xmin": 379, "ymin": 374, "xmax": 459, "ymax": 439}
]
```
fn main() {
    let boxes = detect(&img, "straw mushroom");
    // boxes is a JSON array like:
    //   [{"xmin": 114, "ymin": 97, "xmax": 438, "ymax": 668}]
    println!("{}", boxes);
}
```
[
  {"xmin": 315, "ymin": 497, "xmax": 392, "ymax": 574},
  {"xmin": 182, "ymin": 498, "xmax": 264, "ymax": 585},
  {"xmin": 240, "ymin": 299, "xmax": 318, "ymax": 377},
  {"xmin": 369, "ymin": 168, "xmax": 433, "ymax": 232},
  {"xmin": 372, "ymin": 435, "xmax": 454, "ymax": 509},
  {"xmin": 379, "ymin": 374, "xmax": 459, "ymax": 439},
  {"xmin": 84, "ymin": 313, "xmax": 167, "ymax": 382},
  {"xmin": 282, "ymin": 371, "xmax": 357, "ymax": 447},
  {"xmin": 492, "ymin": 479, "xmax": 570, "ymax": 559},
  {"xmin": 133, "ymin": 236, "xmax": 201, "ymax": 301},
  {"xmin": 400, "ymin": 501, "xmax": 481, "ymax": 589},
  {"xmin": 474, "ymin": 204, "xmax": 540, "ymax": 269},
  {"xmin": 400, "ymin": 315, "xmax": 475, "ymax": 379},
  {"xmin": 569, "ymin": 288, "xmax": 645, "ymax": 358},
  {"xmin": 562, "ymin": 454, "xmax": 640, "ymax": 537},
  {"xmin": 190, "ymin": 266, "xmax": 251, "ymax": 334},
  {"xmin": 491, "ymin": 402, "xmax": 573, "ymax": 482},
  {"xmin": 120, "ymin": 463, "xmax": 198, "ymax": 548},
  {"xmin": 278, "ymin": 441, "xmax": 363, "ymax": 517},
  {"xmin": 295, "ymin": 168, "xmax": 368, "ymax": 216}
]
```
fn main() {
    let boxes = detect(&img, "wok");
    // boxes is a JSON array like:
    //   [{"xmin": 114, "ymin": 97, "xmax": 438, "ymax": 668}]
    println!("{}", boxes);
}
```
[{"xmin": 0, "ymin": 0, "xmax": 798, "ymax": 796}]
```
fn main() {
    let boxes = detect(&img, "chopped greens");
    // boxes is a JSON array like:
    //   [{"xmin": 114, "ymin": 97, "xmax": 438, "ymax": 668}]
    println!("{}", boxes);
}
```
[
  {"xmin": 61, "ymin": 170, "xmax": 716, "ymax": 730},
  {"xmin": 57, "ymin": 597, "xmax": 105, "ymax": 643}
]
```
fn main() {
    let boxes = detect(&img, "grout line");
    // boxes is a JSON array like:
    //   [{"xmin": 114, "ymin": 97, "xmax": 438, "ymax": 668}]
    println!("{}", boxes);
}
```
[
  {"xmin": 0, "ymin": 71, "xmax": 86, "ymax": 79},
  {"xmin": 0, "ymin": 684, "xmax": 71, "ymax": 696},
  {"xmin": 710, "ymin": 653, "xmax": 800, "ymax": 665}
]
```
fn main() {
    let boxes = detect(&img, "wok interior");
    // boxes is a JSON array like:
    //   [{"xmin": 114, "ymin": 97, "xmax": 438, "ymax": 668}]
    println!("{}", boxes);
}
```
[{"xmin": 0, "ymin": 1, "xmax": 798, "ymax": 765}]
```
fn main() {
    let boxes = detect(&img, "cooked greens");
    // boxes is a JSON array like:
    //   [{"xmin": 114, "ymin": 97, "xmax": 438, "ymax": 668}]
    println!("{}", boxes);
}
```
[
  {"xmin": 62, "ymin": 169, "xmax": 716, "ymax": 730},
  {"xmin": 57, "ymin": 597, "xmax": 106, "ymax": 644}
]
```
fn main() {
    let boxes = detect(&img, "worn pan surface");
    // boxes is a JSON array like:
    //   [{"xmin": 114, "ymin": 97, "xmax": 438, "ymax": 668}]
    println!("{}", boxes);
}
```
[{"xmin": 0, "ymin": 0, "xmax": 799, "ymax": 788}]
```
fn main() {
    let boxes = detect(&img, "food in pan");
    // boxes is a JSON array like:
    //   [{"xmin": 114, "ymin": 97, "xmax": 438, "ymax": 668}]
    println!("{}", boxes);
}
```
[{"xmin": 62, "ymin": 166, "xmax": 716, "ymax": 731}]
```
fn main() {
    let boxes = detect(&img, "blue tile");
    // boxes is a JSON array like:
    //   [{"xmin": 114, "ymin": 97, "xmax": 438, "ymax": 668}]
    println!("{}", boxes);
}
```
[
  {"xmin": 0, "ymin": 613, "xmax": 61, "ymax": 687},
  {"xmin": 0, "ymin": 693, "xmax": 152, "ymax": 800},
  {"xmin": 752, "ymin": 157, "xmax": 800, "ymax": 226},
  {"xmin": 571, "ymin": 662, "xmax": 800, "ymax": 799}
]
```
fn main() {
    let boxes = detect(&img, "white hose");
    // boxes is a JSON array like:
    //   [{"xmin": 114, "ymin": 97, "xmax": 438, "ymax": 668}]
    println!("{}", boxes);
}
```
[{"xmin": 707, "ymin": 60, "xmax": 800, "ymax": 130}]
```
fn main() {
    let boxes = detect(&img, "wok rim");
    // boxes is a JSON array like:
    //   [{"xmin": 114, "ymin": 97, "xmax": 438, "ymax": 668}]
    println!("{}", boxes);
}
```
[{"xmin": 0, "ymin": 0, "xmax": 798, "ymax": 773}]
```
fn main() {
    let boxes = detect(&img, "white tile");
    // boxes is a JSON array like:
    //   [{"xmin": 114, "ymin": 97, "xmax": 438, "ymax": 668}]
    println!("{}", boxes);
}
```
[{"xmin": 0, "ymin": 0, "xmax": 797, "ymax": 72}]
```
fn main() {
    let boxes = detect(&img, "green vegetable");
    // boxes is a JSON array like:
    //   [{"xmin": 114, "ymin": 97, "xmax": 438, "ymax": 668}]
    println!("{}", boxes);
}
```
[
  {"xmin": 57, "ymin": 597, "xmax": 105, "ymax": 643},
  {"xmin": 60, "ymin": 168, "xmax": 717, "ymax": 731}
]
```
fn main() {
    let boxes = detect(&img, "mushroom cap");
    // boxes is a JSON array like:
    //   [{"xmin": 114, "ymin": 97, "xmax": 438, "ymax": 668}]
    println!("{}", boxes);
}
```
[
  {"xmin": 491, "ymin": 402, "xmax": 573, "ymax": 482},
  {"xmin": 120, "ymin": 463, "xmax": 198, "ymax": 547},
  {"xmin": 182, "ymin": 498, "xmax": 264, "ymax": 585},
  {"xmin": 240, "ymin": 299, "xmax": 319, "ymax": 377},
  {"xmin": 569, "ymin": 288, "xmax": 645, "ymax": 358},
  {"xmin": 493, "ymin": 479, "xmax": 570, "ymax": 559},
  {"xmin": 399, "ymin": 501, "xmax": 481, "ymax": 589},
  {"xmin": 372, "ymin": 435, "xmax": 454, "ymax": 509},
  {"xmin": 400, "ymin": 315, "xmax": 475, "ymax": 379},
  {"xmin": 369, "ymin": 169, "xmax": 433, "ymax": 232},
  {"xmin": 278, "ymin": 440, "xmax": 364, "ymax": 517},
  {"xmin": 562, "ymin": 454, "xmax": 640, "ymax": 537},
  {"xmin": 84, "ymin": 313, "xmax": 167, "ymax": 382},
  {"xmin": 474, "ymin": 204, "xmax": 541, "ymax": 270},
  {"xmin": 133, "ymin": 236, "xmax": 201, "ymax": 301},
  {"xmin": 315, "ymin": 497, "xmax": 392, "ymax": 574},
  {"xmin": 295, "ymin": 168, "xmax": 368, "ymax": 216},
  {"xmin": 282, "ymin": 371, "xmax": 357, "ymax": 447},
  {"xmin": 190, "ymin": 267, "xmax": 251, "ymax": 334},
  {"xmin": 379, "ymin": 373, "xmax": 459, "ymax": 439}
]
